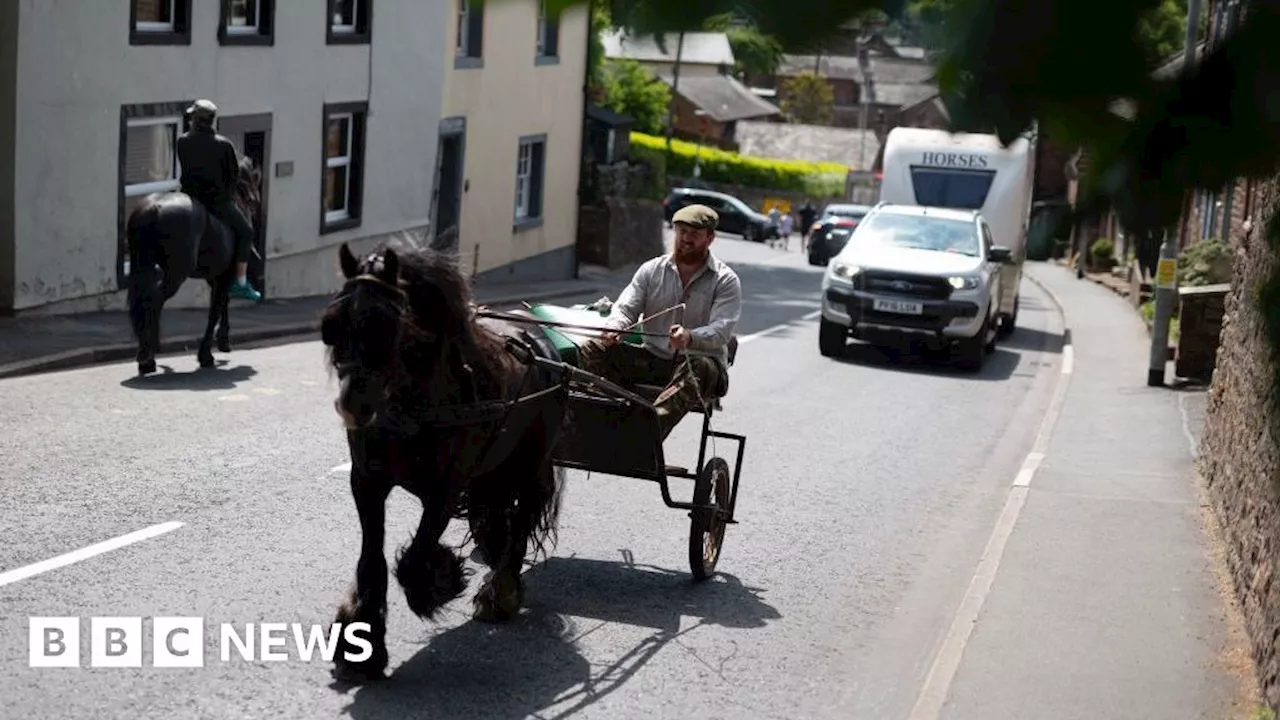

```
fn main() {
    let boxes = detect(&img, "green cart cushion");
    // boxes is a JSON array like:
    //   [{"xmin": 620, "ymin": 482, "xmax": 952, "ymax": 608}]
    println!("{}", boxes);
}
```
[{"xmin": 525, "ymin": 303, "xmax": 643, "ymax": 366}]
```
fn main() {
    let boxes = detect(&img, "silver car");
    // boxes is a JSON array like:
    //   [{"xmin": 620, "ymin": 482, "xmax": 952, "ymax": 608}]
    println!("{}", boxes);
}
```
[{"xmin": 818, "ymin": 203, "xmax": 1013, "ymax": 371}]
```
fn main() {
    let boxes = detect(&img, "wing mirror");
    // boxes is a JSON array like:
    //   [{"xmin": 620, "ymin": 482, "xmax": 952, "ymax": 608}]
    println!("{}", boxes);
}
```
[{"xmin": 988, "ymin": 245, "xmax": 1013, "ymax": 263}]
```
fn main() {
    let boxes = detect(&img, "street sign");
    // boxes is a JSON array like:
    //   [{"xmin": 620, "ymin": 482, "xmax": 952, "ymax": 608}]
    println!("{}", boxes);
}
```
[{"xmin": 1156, "ymin": 258, "xmax": 1178, "ymax": 289}]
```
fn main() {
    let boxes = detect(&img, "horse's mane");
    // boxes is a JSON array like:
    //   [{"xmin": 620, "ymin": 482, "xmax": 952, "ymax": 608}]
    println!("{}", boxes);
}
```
[{"xmin": 391, "ymin": 241, "xmax": 510, "ymax": 388}]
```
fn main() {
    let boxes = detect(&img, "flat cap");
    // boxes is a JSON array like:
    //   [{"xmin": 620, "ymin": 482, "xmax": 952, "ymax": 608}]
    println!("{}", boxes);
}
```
[
  {"xmin": 186, "ymin": 99, "xmax": 218, "ymax": 115},
  {"xmin": 672, "ymin": 203, "xmax": 718, "ymax": 230}
]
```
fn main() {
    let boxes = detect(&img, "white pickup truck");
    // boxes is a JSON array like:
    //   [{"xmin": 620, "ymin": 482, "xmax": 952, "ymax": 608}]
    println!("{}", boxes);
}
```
[{"xmin": 818, "ymin": 203, "xmax": 1013, "ymax": 371}]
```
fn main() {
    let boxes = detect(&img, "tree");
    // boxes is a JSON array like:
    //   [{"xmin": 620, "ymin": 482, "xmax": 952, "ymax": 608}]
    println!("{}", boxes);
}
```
[
  {"xmin": 598, "ymin": 58, "xmax": 672, "ymax": 135},
  {"xmin": 780, "ymin": 72, "xmax": 835, "ymax": 124}
]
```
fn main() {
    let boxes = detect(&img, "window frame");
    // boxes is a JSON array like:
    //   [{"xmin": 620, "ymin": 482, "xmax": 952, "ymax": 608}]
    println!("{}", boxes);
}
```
[
  {"xmin": 219, "ymin": 0, "xmax": 275, "ymax": 46},
  {"xmin": 535, "ymin": 0, "xmax": 559, "ymax": 65},
  {"xmin": 326, "ymin": 0, "xmax": 373, "ymax": 45},
  {"xmin": 513, "ymin": 134, "xmax": 547, "ymax": 231},
  {"xmin": 320, "ymin": 102, "xmax": 369, "ymax": 235},
  {"xmin": 455, "ymin": 0, "xmax": 484, "ymax": 69},
  {"xmin": 129, "ymin": 0, "xmax": 193, "ymax": 46},
  {"xmin": 117, "ymin": 101, "xmax": 193, "ymax": 288}
]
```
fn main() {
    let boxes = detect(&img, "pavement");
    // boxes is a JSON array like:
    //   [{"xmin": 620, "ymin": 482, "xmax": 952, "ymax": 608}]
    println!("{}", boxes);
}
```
[
  {"xmin": 0, "ymin": 238, "xmax": 1256, "ymax": 719},
  {"xmin": 0, "ymin": 271, "xmax": 626, "ymax": 381}
]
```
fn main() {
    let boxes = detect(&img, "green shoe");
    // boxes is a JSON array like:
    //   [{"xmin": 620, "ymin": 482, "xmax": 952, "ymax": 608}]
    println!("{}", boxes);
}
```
[{"xmin": 230, "ymin": 281, "xmax": 262, "ymax": 302}]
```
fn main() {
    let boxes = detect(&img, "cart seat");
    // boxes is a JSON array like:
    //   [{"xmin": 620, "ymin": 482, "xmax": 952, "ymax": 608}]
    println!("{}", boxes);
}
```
[{"xmin": 631, "ymin": 335, "xmax": 738, "ymax": 413}]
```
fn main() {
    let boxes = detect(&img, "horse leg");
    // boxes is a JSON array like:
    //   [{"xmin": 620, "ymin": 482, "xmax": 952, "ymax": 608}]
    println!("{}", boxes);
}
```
[
  {"xmin": 394, "ymin": 498, "xmax": 467, "ymax": 621},
  {"xmin": 216, "ymin": 274, "xmax": 232, "ymax": 353},
  {"xmin": 333, "ymin": 467, "xmax": 391, "ymax": 683},
  {"xmin": 197, "ymin": 275, "xmax": 230, "ymax": 368}
]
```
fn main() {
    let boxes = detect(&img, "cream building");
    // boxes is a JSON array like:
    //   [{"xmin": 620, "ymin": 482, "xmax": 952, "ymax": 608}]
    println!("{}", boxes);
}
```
[
  {"xmin": 433, "ymin": 0, "xmax": 588, "ymax": 284},
  {"xmin": 0, "ymin": 0, "xmax": 449, "ymax": 314}
]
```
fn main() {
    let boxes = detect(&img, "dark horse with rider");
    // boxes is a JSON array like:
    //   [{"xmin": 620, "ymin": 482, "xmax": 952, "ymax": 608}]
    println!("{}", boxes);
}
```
[{"xmin": 124, "ymin": 99, "xmax": 264, "ymax": 376}]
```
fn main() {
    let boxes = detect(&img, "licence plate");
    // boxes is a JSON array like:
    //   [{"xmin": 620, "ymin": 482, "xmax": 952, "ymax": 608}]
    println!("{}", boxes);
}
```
[{"xmin": 872, "ymin": 298, "xmax": 923, "ymax": 315}]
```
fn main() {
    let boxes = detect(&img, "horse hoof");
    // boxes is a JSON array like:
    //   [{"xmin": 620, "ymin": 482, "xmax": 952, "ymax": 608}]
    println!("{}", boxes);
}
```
[
  {"xmin": 471, "ymin": 575, "xmax": 521, "ymax": 623},
  {"xmin": 216, "ymin": 338, "xmax": 231, "ymax": 353},
  {"xmin": 138, "ymin": 360, "xmax": 157, "ymax": 376},
  {"xmin": 331, "ymin": 663, "xmax": 385, "ymax": 685},
  {"xmin": 198, "ymin": 353, "xmax": 215, "ymax": 368}
]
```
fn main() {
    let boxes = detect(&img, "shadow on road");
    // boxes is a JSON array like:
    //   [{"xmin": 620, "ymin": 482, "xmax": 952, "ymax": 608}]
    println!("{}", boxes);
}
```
[
  {"xmin": 338, "ymin": 556, "xmax": 780, "ymax": 720},
  {"xmin": 834, "ymin": 342, "xmax": 1025, "ymax": 381},
  {"xmin": 997, "ymin": 326, "xmax": 1065, "ymax": 354},
  {"xmin": 118, "ymin": 362, "xmax": 258, "ymax": 391}
]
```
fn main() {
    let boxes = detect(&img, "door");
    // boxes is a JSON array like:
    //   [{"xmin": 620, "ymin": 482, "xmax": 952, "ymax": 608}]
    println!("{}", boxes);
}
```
[
  {"xmin": 431, "ymin": 117, "xmax": 466, "ymax": 251},
  {"xmin": 217, "ymin": 113, "xmax": 272, "ymax": 298}
]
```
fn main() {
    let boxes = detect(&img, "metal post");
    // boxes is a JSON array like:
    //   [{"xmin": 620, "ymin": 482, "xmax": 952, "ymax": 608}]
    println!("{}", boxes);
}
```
[{"xmin": 1148, "ymin": 0, "xmax": 1201, "ymax": 387}]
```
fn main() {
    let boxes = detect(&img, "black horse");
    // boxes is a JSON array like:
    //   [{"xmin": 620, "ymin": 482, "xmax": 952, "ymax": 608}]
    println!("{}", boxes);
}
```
[
  {"xmin": 124, "ymin": 156, "xmax": 262, "ymax": 375},
  {"xmin": 320, "ymin": 241, "xmax": 570, "ymax": 683}
]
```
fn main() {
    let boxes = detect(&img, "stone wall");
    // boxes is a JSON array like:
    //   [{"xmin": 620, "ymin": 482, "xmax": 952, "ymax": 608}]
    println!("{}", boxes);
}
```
[
  {"xmin": 1198, "ymin": 179, "xmax": 1280, "ymax": 709},
  {"xmin": 576, "ymin": 197, "xmax": 664, "ymax": 269}
]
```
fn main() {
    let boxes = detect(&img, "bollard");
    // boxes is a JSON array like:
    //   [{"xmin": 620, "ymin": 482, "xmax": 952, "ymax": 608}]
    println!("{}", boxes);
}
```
[{"xmin": 1147, "ymin": 239, "xmax": 1178, "ymax": 386}]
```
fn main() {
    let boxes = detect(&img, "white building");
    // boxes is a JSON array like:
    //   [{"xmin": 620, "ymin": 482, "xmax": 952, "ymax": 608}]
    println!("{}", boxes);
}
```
[{"xmin": 0, "ymin": 0, "xmax": 450, "ymax": 314}]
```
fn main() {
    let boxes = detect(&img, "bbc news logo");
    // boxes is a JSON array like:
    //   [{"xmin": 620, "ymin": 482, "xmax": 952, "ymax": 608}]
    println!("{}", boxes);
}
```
[{"xmin": 28, "ymin": 617, "xmax": 373, "ymax": 668}]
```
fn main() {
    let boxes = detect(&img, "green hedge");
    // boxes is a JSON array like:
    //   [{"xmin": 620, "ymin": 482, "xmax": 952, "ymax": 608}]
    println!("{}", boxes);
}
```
[{"xmin": 630, "ymin": 131, "xmax": 847, "ymax": 197}]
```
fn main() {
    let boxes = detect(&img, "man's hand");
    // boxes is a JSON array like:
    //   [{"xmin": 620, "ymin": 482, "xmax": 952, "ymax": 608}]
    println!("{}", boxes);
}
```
[
  {"xmin": 600, "ymin": 331, "xmax": 621, "ymax": 347},
  {"xmin": 669, "ymin": 325, "xmax": 691, "ymax": 351}
]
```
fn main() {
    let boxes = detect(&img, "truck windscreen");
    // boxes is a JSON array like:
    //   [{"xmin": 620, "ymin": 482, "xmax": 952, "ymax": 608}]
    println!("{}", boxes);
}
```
[{"xmin": 908, "ymin": 166, "xmax": 996, "ymax": 210}]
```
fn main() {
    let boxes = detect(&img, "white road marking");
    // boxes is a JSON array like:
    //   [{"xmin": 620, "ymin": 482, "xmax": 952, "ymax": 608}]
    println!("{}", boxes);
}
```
[
  {"xmin": 907, "ymin": 274, "xmax": 1075, "ymax": 720},
  {"xmin": 253, "ymin": 388, "xmax": 282, "ymax": 396},
  {"xmin": 738, "ymin": 310, "xmax": 822, "ymax": 345},
  {"xmin": 218, "ymin": 394, "xmax": 249, "ymax": 402},
  {"xmin": 0, "ymin": 522, "xmax": 184, "ymax": 588},
  {"xmin": 331, "ymin": 462, "xmax": 352, "ymax": 474}
]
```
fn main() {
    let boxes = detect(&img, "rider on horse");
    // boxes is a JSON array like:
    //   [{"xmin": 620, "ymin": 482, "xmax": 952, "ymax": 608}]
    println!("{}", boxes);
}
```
[{"xmin": 177, "ymin": 99, "xmax": 262, "ymax": 303}]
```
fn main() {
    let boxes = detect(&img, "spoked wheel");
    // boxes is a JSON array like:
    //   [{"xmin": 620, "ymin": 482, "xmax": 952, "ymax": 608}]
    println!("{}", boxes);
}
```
[{"xmin": 689, "ymin": 457, "xmax": 731, "ymax": 581}]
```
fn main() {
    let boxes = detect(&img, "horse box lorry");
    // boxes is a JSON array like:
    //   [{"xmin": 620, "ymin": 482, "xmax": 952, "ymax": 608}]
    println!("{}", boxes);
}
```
[{"xmin": 878, "ymin": 127, "xmax": 1036, "ymax": 334}]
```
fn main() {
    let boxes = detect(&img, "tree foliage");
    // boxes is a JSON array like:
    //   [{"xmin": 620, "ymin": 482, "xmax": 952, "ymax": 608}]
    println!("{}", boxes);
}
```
[
  {"xmin": 598, "ymin": 59, "xmax": 671, "ymax": 135},
  {"xmin": 780, "ymin": 72, "xmax": 836, "ymax": 124}
]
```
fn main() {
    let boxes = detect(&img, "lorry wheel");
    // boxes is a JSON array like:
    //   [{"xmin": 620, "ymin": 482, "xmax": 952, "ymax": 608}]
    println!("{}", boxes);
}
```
[
  {"xmin": 997, "ymin": 295, "xmax": 1019, "ymax": 338},
  {"xmin": 819, "ymin": 317, "xmax": 846, "ymax": 357}
]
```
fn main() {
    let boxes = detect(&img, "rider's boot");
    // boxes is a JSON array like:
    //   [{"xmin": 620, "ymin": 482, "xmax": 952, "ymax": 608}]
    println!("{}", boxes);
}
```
[{"xmin": 229, "ymin": 276, "xmax": 262, "ymax": 302}]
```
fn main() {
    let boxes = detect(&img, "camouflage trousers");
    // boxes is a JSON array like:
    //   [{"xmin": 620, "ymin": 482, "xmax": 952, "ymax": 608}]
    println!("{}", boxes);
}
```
[{"xmin": 577, "ymin": 340, "xmax": 724, "ymax": 439}]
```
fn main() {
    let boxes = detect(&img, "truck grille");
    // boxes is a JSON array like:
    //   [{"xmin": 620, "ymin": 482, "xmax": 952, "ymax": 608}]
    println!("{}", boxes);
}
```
[{"xmin": 857, "ymin": 271, "xmax": 953, "ymax": 300}]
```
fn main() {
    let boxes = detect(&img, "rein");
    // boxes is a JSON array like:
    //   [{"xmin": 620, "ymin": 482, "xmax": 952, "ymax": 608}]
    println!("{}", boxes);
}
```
[{"xmin": 473, "ymin": 308, "xmax": 676, "ymax": 340}]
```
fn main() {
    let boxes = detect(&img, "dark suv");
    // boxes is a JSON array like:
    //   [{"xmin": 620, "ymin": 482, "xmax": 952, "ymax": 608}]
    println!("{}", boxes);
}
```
[
  {"xmin": 807, "ymin": 203, "xmax": 873, "ymax": 265},
  {"xmin": 663, "ymin": 187, "xmax": 774, "ymax": 242}
]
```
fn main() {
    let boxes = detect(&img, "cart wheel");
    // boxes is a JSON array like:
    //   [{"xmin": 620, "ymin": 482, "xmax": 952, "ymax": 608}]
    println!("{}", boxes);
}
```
[{"xmin": 689, "ymin": 457, "xmax": 731, "ymax": 581}]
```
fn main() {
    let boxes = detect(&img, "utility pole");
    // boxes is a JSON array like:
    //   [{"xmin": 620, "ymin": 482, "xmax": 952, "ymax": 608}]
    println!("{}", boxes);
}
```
[
  {"xmin": 664, "ymin": 30, "xmax": 685, "ymax": 155},
  {"xmin": 1148, "ymin": 0, "xmax": 1201, "ymax": 387},
  {"xmin": 857, "ymin": 39, "xmax": 871, "ymax": 170}
]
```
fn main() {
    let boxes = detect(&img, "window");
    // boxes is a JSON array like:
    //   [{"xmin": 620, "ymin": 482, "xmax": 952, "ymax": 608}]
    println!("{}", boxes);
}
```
[
  {"xmin": 908, "ymin": 167, "xmax": 995, "ymax": 210},
  {"xmin": 513, "ymin": 135, "xmax": 546, "ymax": 229},
  {"xmin": 847, "ymin": 212, "xmax": 982, "ymax": 257},
  {"xmin": 219, "ymin": 0, "xmax": 274, "ymax": 46},
  {"xmin": 130, "ymin": 0, "xmax": 192, "ymax": 45},
  {"xmin": 118, "ymin": 101, "xmax": 191, "ymax": 286},
  {"xmin": 321, "ymin": 103, "xmax": 368, "ymax": 233},
  {"xmin": 455, "ymin": 0, "xmax": 484, "ymax": 68},
  {"xmin": 535, "ymin": 0, "xmax": 559, "ymax": 64},
  {"xmin": 326, "ymin": 0, "xmax": 372, "ymax": 45}
]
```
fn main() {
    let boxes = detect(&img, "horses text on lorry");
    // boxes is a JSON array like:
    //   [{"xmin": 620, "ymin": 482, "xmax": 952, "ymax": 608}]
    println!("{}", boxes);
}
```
[{"xmin": 879, "ymin": 127, "xmax": 1036, "ymax": 333}]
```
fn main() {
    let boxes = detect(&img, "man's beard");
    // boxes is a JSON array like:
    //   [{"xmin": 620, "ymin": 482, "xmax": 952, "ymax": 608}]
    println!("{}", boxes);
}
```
[{"xmin": 675, "ymin": 244, "xmax": 707, "ymax": 263}]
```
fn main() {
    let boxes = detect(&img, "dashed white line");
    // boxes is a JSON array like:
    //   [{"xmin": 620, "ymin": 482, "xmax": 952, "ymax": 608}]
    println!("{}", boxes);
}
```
[
  {"xmin": 907, "ymin": 272, "xmax": 1074, "ymax": 720},
  {"xmin": 0, "ymin": 522, "xmax": 184, "ymax": 588},
  {"xmin": 737, "ymin": 310, "xmax": 822, "ymax": 345},
  {"xmin": 331, "ymin": 462, "xmax": 352, "ymax": 474}
]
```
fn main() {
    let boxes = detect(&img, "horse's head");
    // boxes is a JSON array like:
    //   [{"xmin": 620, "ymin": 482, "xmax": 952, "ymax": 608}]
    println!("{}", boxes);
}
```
[
  {"xmin": 232, "ymin": 156, "xmax": 263, "ymax": 228},
  {"xmin": 322, "ymin": 243, "xmax": 410, "ymax": 430}
]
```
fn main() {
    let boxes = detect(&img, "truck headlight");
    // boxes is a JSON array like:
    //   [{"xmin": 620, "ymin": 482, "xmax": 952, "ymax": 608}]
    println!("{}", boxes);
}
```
[
  {"xmin": 948, "ymin": 275, "xmax": 980, "ymax": 290},
  {"xmin": 832, "ymin": 263, "xmax": 861, "ymax": 280}
]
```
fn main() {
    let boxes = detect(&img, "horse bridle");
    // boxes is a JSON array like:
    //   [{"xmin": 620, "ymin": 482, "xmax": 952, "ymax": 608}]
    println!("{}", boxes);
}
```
[{"xmin": 332, "ymin": 273, "xmax": 416, "ymax": 382}]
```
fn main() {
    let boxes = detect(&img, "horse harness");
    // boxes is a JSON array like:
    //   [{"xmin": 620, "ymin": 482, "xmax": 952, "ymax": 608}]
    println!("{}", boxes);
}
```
[{"xmin": 340, "ymin": 273, "xmax": 571, "ymax": 434}]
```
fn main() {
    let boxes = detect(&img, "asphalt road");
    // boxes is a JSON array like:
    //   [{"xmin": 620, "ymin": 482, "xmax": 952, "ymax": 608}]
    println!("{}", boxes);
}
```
[{"xmin": 0, "ymin": 233, "xmax": 1065, "ymax": 720}]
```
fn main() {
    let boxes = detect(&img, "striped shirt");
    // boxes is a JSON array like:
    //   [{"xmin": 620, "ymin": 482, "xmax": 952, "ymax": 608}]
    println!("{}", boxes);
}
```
[{"xmin": 603, "ymin": 252, "xmax": 742, "ymax": 363}]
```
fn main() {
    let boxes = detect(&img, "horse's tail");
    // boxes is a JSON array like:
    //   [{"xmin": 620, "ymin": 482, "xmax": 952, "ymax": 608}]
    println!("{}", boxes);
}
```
[{"xmin": 125, "ymin": 196, "xmax": 166, "ymax": 342}]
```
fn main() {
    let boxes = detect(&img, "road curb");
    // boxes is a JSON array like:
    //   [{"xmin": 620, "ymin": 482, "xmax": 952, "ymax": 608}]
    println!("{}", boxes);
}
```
[
  {"xmin": 0, "ymin": 283, "xmax": 603, "ymax": 381},
  {"xmin": 1022, "ymin": 262, "xmax": 1072, "ymax": 347}
]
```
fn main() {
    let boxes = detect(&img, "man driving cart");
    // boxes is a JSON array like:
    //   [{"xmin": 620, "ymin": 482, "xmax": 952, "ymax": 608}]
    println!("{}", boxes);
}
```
[{"xmin": 579, "ymin": 204, "xmax": 743, "ymax": 439}]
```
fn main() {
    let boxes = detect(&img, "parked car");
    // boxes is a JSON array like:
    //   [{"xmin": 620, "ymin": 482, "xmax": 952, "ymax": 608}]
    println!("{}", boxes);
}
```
[
  {"xmin": 663, "ymin": 187, "xmax": 775, "ymax": 242},
  {"xmin": 807, "ymin": 203, "xmax": 873, "ymax": 265},
  {"xmin": 817, "ymin": 203, "xmax": 1013, "ymax": 371}
]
